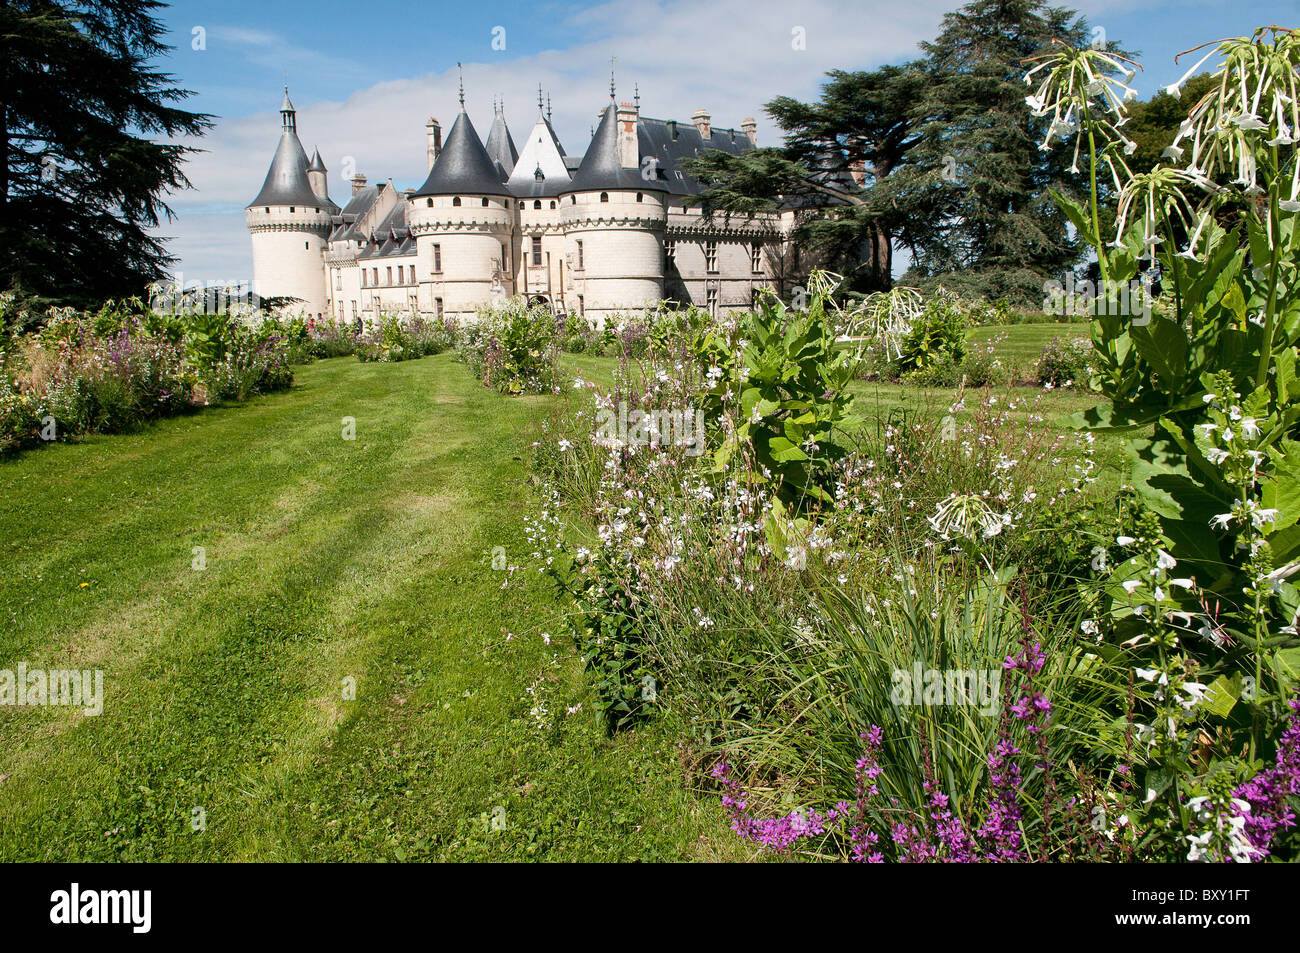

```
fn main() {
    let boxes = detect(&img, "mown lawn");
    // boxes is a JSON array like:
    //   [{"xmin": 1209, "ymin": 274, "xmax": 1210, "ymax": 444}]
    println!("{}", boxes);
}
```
[{"xmin": 0, "ymin": 354, "xmax": 747, "ymax": 861}]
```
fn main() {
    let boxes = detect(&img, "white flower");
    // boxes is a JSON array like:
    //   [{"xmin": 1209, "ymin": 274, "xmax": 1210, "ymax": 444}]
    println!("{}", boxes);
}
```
[
  {"xmin": 1239, "ymin": 417, "xmax": 1261, "ymax": 439},
  {"xmin": 558, "ymin": 438, "xmax": 574, "ymax": 452},
  {"xmin": 1209, "ymin": 512, "xmax": 1234, "ymax": 530},
  {"xmin": 1116, "ymin": 535, "xmax": 1137, "ymax": 546},
  {"xmin": 1122, "ymin": 579, "xmax": 1142, "ymax": 594},
  {"xmin": 1156, "ymin": 549, "xmax": 1177, "ymax": 570}
]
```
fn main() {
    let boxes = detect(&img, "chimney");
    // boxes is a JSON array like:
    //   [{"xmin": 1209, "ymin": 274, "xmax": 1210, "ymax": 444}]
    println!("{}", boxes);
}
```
[
  {"xmin": 692, "ymin": 108, "xmax": 711, "ymax": 141},
  {"xmin": 616, "ymin": 100, "xmax": 639, "ymax": 170},
  {"xmin": 351, "ymin": 173, "xmax": 367, "ymax": 196},
  {"xmin": 426, "ymin": 117, "xmax": 442, "ymax": 172},
  {"xmin": 741, "ymin": 117, "xmax": 757, "ymax": 146}
]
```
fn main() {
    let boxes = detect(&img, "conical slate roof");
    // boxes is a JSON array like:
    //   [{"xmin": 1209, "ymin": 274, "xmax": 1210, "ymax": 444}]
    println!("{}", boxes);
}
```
[
  {"xmin": 307, "ymin": 147, "xmax": 326, "ymax": 173},
  {"xmin": 484, "ymin": 113, "xmax": 519, "ymax": 183},
  {"xmin": 248, "ymin": 129, "xmax": 337, "ymax": 209},
  {"xmin": 412, "ymin": 110, "xmax": 512, "ymax": 197},
  {"xmin": 569, "ymin": 103, "xmax": 667, "ymax": 193}
]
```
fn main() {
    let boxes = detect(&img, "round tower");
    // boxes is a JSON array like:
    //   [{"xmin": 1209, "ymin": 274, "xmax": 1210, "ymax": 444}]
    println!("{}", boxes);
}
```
[
  {"xmin": 408, "ymin": 94, "xmax": 515, "ymax": 320},
  {"xmin": 245, "ymin": 88, "xmax": 337, "ymax": 317},
  {"xmin": 560, "ymin": 99, "xmax": 667, "ymax": 327}
]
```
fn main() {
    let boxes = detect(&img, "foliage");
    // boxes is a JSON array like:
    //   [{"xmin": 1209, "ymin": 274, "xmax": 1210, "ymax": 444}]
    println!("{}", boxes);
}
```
[
  {"xmin": 897, "ymin": 292, "xmax": 968, "ymax": 372},
  {"xmin": 357, "ymin": 314, "xmax": 457, "ymax": 363},
  {"xmin": 1035, "ymin": 335, "xmax": 1096, "ymax": 387},
  {"xmin": 694, "ymin": 277, "xmax": 861, "ymax": 512},
  {"xmin": 1, "ymin": 0, "xmax": 212, "ymax": 307},
  {"xmin": 460, "ymin": 300, "xmax": 560, "ymax": 395}
]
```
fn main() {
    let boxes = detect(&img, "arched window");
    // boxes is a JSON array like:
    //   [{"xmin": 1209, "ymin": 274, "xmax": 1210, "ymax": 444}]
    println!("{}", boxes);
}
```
[
  {"xmin": 636, "ymin": 193, "xmax": 643, "ymax": 202},
  {"xmin": 452, "ymin": 197, "xmax": 462, "ymax": 207},
  {"xmin": 549, "ymin": 201, "xmax": 556, "ymax": 209},
  {"xmin": 426, "ymin": 198, "xmax": 433, "ymax": 207},
  {"xmin": 533, "ymin": 200, "xmax": 541, "ymax": 210},
  {"xmin": 569, "ymin": 195, "xmax": 576, "ymax": 205},
  {"xmin": 599, "ymin": 192, "xmax": 609, "ymax": 203},
  {"xmin": 481, "ymin": 197, "xmax": 489, "ymax": 207}
]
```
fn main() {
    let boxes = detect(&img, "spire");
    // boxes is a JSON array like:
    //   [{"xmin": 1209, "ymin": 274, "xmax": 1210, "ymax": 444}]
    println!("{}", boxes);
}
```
[
  {"xmin": 570, "ymin": 101, "xmax": 665, "ymax": 193},
  {"xmin": 280, "ymin": 85, "xmax": 296, "ymax": 132},
  {"xmin": 248, "ymin": 89, "xmax": 337, "ymax": 211},
  {"xmin": 485, "ymin": 104, "xmax": 519, "ymax": 183}
]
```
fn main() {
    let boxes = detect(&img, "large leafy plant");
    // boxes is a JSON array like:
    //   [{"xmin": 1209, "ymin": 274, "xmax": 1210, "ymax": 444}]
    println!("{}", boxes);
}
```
[
  {"xmin": 1030, "ymin": 28, "xmax": 1300, "ymax": 856},
  {"xmin": 694, "ymin": 276, "xmax": 861, "ymax": 514}
]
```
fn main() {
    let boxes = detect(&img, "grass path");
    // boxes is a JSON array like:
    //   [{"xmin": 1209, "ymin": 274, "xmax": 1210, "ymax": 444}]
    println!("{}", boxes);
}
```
[{"xmin": 0, "ymin": 355, "xmax": 744, "ymax": 861}]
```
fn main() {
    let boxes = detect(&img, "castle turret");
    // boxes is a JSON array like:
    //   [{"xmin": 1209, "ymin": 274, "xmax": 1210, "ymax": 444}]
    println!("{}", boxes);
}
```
[
  {"xmin": 245, "ymin": 88, "xmax": 337, "ymax": 316},
  {"xmin": 408, "ymin": 91, "xmax": 515, "ymax": 319},
  {"xmin": 307, "ymin": 147, "xmax": 329, "ymax": 202},
  {"xmin": 560, "ymin": 98, "xmax": 667, "ymax": 326}
]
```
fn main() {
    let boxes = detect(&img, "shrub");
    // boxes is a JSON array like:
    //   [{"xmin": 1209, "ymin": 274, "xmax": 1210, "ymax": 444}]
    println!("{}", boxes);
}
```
[
  {"xmin": 460, "ymin": 300, "xmax": 559, "ymax": 395},
  {"xmin": 1035, "ymin": 336, "xmax": 1094, "ymax": 387},
  {"xmin": 897, "ymin": 293, "xmax": 968, "ymax": 372}
]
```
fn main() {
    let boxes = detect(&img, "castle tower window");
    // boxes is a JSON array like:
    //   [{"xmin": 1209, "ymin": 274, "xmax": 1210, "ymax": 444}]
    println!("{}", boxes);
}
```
[
  {"xmin": 533, "ymin": 200, "xmax": 541, "ymax": 210},
  {"xmin": 289, "ymin": 207, "xmax": 295, "ymax": 213},
  {"xmin": 452, "ymin": 197, "xmax": 462, "ymax": 207},
  {"xmin": 636, "ymin": 192, "xmax": 643, "ymax": 202},
  {"xmin": 531, "ymin": 237, "xmax": 542, "ymax": 266},
  {"xmin": 482, "ymin": 197, "xmax": 489, "ymax": 207},
  {"xmin": 706, "ymin": 286, "xmax": 718, "ymax": 317},
  {"xmin": 426, "ymin": 198, "xmax": 433, "ymax": 207},
  {"xmin": 569, "ymin": 196, "xmax": 576, "ymax": 205},
  {"xmin": 549, "ymin": 201, "xmax": 556, "ymax": 209},
  {"xmin": 576, "ymin": 240, "xmax": 583, "ymax": 270},
  {"xmin": 665, "ymin": 240, "xmax": 675, "ymax": 268},
  {"xmin": 751, "ymin": 242, "xmax": 764, "ymax": 273},
  {"xmin": 705, "ymin": 240, "xmax": 719, "ymax": 274},
  {"xmin": 305, "ymin": 241, "xmax": 309, "ymax": 250},
  {"xmin": 599, "ymin": 192, "xmax": 609, "ymax": 203},
  {"xmin": 432, "ymin": 244, "xmax": 442, "ymax": 273},
  {"xmin": 264, "ymin": 207, "xmax": 270, "ymax": 213}
]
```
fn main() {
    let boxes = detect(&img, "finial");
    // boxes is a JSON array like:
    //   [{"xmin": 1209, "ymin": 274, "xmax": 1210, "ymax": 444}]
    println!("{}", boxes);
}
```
[
  {"xmin": 609, "ymin": 56, "xmax": 616, "ymax": 100},
  {"xmin": 546, "ymin": 94, "xmax": 552, "ymax": 122},
  {"xmin": 537, "ymin": 83, "xmax": 544, "ymax": 113},
  {"xmin": 634, "ymin": 83, "xmax": 640, "ymax": 109},
  {"xmin": 457, "ymin": 62, "xmax": 465, "ymax": 109}
]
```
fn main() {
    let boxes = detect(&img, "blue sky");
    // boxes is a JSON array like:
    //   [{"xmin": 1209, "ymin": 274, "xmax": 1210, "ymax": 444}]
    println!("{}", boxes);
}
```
[{"xmin": 153, "ymin": 0, "xmax": 1296, "ymax": 282}]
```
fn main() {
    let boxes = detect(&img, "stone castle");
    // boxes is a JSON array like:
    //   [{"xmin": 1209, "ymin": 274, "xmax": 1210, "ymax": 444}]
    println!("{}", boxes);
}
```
[{"xmin": 246, "ymin": 82, "xmax": 793, "ymax": 325}]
